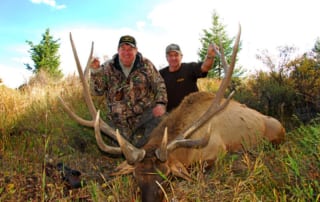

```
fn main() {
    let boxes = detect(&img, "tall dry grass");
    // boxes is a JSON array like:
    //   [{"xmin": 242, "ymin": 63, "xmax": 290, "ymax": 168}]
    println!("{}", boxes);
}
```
[
  {"xmin": 1, "ymin": 86, "xmax": 25, "ymax": 136},
  {"xmin": 197, "ymin": 78, "xmax": 221, "ymax": 92},
  {"xmin": 1, "ymin": 71, "xmax": 82, "ymax": 139}
]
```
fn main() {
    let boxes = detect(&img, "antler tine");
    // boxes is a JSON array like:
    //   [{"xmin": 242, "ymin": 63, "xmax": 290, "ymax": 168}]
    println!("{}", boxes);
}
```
[
  {"xmin": 177, "ymin": 24, "xmax": 241, "ymax": 140},
  {"xmin": 213, "ymin": 36, "xmax": 229, "ymax": 74},
  {"xmin": 94, "ymin": 110, "xmax": 122, "ymax": 154},
  {"xmin": 59, "ymin": 96, "xmax": 94, "ymax": 127},
  {"xmin": 214, "ymin": 24, "xmax": 241, "ymax": 105},
  {"xmin": 69, "ymin": 32, "xmax": 96, "ymax": 117},
  {"xmin": 62, "ymin": 33, "xmax": 118, "ymax": 140},
  {"xmin": 84, "ymin": 41, "xmax": 94, "ymax": 82},
  {"xmin": 155, "ymin": 127, "xmax": 168, "ymax": 162},
  {"xmin": 165, "ymin": 124, "xmax": 212, "ymax": 152},
  {"xmin": 116, "ymin": 129, "xmax": 146, "ymax": 165}
]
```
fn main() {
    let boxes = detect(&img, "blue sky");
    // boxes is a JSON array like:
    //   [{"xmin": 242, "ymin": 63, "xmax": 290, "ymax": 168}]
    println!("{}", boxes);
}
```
[{"xmin": 1, "ymin": 0, "xmax": 320, "ymax": 88}]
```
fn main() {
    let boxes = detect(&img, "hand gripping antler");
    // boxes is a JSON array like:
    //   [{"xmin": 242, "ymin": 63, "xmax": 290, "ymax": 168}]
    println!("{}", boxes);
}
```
[
  {"xmin": 180, "ymin": 24, "xmax": 240, "ymax": 139},
  {"xmin": 161, "ymin": 24, "xmax": 241, "ymax": 156}
]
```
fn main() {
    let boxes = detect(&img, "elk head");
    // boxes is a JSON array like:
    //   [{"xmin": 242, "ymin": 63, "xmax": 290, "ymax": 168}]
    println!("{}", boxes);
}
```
[{"xmin": 60, "ymin": 24, "xmax": 241, "ymax": 202}]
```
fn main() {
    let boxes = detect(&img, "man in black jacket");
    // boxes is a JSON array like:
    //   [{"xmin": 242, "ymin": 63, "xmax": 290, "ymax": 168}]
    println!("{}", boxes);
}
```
[{"xmin": 160, "ymin": 43, "xmax": 217, "ymax": 112}]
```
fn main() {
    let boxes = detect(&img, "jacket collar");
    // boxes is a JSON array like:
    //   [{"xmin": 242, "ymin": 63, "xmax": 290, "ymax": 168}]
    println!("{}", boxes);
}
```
[{"xmin": 112, "ymin": 52, "xmax": 144, "ymax": 72}]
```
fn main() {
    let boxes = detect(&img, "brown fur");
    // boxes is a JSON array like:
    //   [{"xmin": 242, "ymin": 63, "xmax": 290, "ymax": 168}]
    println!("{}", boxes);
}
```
[{"xmin": 137, "ymin": 91, "xmax": 285, "ymax": 179}]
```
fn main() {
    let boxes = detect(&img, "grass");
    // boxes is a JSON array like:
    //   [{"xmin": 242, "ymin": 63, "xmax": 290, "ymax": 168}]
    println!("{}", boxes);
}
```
[{"xmin": 0, "ymin": 76, "xmax": 319, "ymax": 201}]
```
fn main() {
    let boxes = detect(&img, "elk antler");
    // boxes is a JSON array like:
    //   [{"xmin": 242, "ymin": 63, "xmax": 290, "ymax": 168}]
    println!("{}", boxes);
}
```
[
  {"xmin": 93, "ymin": 110, "xmax": 145, "ymax": 163},
  {"xmin": 59, "ymin": 33, "xmax": 118, "ymax": 140},
  {"xmin": 166, "ymin": 24, "xmax": 241, "ymax": 151},
  {"xmin": 155, "ymin": 125, "xmax": 211, "ymax": 162},
  {"xmin": 92, "ymin": 110, "xmax": 145, "ymax": 164},
  {"xmin": 93, "ymin": 110, "xmax": 122, "ymax": 154}
]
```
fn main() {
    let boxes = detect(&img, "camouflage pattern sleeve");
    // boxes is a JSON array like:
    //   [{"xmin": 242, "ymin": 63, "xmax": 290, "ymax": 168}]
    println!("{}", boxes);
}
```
[{"xmin": 89, "ymin": 63, "xmax": 108, "ymax": 96}]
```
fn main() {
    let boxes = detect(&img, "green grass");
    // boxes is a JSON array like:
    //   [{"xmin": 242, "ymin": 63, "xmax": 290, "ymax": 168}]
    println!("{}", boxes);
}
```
[{"xmin": 0, "ymin": 76, "xmax": 319, "ymax": 201}]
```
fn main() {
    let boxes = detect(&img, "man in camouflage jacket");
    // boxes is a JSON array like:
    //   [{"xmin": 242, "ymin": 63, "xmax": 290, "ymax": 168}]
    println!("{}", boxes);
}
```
[{"xmin": 90, "ymin": 35, "xmax": 167, "ymax": 147}]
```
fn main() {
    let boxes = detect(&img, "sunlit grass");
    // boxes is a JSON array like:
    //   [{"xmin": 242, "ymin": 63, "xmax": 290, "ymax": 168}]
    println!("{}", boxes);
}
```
[
  {"xmin": 0, "ymin": 86, "xmax": 27, "ymax": 142},
  {"xmin": 197, "ymin": 78, "xmax": 221, "ymax": 92}
]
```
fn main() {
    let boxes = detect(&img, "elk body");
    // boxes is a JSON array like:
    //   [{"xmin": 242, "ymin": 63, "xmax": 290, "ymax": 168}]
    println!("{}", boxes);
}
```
[
  {"xmin": 60, "ymin": 25, "xmax": 285, "ymax": 202},
  {"xmin": 150, "ymin": 91, "xmax": 285, "ymax": 175}
]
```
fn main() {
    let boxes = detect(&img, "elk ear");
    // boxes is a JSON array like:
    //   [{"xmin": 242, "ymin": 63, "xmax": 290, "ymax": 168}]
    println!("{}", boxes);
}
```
[{"xmin": 168, "ymin": 160, "xmax": 192, "ymax": 181}]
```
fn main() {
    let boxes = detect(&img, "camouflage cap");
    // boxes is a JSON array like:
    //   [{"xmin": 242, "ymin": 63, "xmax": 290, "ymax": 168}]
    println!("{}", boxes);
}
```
[
  {"xmin": 166, "ymin": 43, "xmax": 182, "ymax": 55},
  {"xmin": 118, "ymin": 35, "xmax": 136, "ymax": 48}
]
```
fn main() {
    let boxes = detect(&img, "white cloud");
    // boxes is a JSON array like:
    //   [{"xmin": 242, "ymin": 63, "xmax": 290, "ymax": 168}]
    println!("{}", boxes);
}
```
[
  {"xmin": 0, "ymin": 64, "xmax": 32, "ymax": 89},
  {"xmin": 30, "ymin": 0, "xmax": 66, "ymax": 9},
  {"xmin": 136, "ymin": 21, "xmax": 146, "ymax": 31}
]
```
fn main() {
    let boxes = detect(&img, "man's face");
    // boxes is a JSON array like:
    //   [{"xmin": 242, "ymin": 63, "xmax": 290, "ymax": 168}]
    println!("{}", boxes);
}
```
[
  {"xmin": 166, "ymin": 51, "xmax": 182, "ymax": 71},
  {"xmin": 118, "ymin": 44, "xmax": 137, "ymax": 67}
]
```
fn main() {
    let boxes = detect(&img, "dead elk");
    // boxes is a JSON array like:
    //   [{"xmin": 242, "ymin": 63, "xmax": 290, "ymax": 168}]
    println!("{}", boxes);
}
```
[{"xmin": 59, "ymin": 25, "xmax": 285, "ymax": 202}]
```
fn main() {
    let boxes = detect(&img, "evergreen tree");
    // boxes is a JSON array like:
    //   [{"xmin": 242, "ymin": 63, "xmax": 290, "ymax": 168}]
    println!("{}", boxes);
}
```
[
  {"xmin": 198, "ymin": 10, "xmax": 241, "ymax": 78},
  {"xmin": 25, "ymin": 28, "xmax": 62, "ymax": 79}
]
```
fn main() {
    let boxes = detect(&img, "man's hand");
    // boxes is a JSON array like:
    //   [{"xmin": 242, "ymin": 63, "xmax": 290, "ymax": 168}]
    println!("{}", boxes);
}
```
[
  {"xmin": 207, "ymin": 43, "xmax": 218, "ymax": 58},
  {"xmin": 201, "ymin": 43, "xmax": 218, "ymax": 72},
  {"xmin": 152, "ymin": 104, "xmax": 166, "ymax": 117},
  {"xmin": 90, "ymin": 57, "xmax": 100, "ymax": 69}
]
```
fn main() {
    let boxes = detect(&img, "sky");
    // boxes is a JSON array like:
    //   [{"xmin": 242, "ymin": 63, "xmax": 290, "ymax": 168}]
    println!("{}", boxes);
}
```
[{"xmin": 1, "ymin": 0, "xmax": 319, "ymax": 89}]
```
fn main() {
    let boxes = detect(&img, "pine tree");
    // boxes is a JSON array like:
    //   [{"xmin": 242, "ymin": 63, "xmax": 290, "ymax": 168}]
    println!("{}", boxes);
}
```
[
  {"xmin": 198, "ymin": 10, "xmax": 242, "ymax": 78},
  {"xmin": 25, "ymin": 28, "xmax": 62, "ymax": 79}
]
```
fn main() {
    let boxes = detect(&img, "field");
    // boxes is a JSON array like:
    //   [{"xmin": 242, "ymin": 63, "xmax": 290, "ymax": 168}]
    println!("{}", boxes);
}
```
[{"xmin": 0, "ymin": 77, "xmax": 319, "ymax": 201}]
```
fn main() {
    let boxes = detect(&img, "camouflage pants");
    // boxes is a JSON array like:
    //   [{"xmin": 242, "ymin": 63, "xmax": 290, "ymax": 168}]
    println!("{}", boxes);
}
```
[
  {"xmin": 110, "ymin": 108, "xmax": 163, "ymax": 147},
  {"xmin": 130, "ymin": 114, "xmax": 162, "ymax": 147}
]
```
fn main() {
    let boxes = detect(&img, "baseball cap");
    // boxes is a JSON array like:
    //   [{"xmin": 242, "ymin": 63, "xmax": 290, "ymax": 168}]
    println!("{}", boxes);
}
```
[
  {"xmin": 166, "ymin": 43, "xmax": 182, "ymax": 54},
  {"xmin": 118, "ymin": 35, "xmax": 136, "ymax": 48}
]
